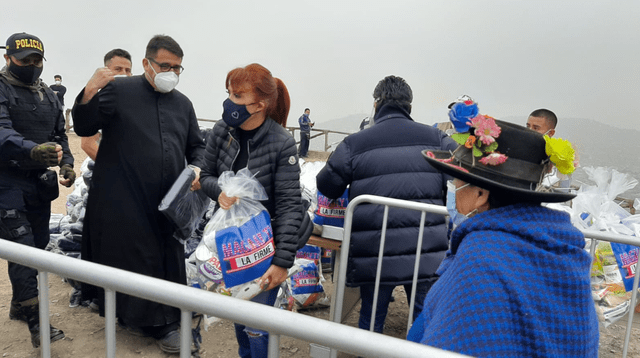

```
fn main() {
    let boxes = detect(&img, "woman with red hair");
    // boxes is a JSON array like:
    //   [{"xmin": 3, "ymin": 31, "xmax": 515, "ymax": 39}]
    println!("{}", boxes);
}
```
[{"xmin": 199, "ymin": 63, "xmax": 303, "ymax": 357}]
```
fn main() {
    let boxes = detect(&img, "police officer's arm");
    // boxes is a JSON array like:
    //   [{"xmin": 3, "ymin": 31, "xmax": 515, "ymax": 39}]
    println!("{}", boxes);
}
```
[
  {"xmin": 52, "ymin": 105, "xmax": 75, "ymax": 187},
  {"xmin": 0, "ymin": 85, "xmax": 40, "ymax": 162},
  {"xmin": 53, "ymin": 108, "xmax": 73, "ymax": 168}
]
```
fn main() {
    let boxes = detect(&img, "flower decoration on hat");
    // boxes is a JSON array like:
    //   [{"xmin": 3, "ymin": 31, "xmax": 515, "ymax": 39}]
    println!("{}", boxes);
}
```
[
  {"xmin": 544, "ymin": 135, "xmax": 576, "ymax": 175},
  {"xmin": 448, "ymin": 97, "xmax": 479, "ymax": 133},
  {"xmin": 450, "ymin": 114, "xmax": 508, "ymax": 166}
]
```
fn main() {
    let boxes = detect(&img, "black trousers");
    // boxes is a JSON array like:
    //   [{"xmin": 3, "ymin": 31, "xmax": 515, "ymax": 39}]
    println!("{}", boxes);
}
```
[
  {"xmin": 299, "ymin": 131, "xmax": 310, "ymax": 157},
  {"xmin": 1, "ymin": 174, "xmax": 52, "ymax": 303}
]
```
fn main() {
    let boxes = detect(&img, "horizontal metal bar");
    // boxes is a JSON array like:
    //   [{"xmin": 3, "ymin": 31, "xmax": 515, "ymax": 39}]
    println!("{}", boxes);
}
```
[{"xmin": 0, "ymin": 238, "xmax": 467, "ymax": 358}]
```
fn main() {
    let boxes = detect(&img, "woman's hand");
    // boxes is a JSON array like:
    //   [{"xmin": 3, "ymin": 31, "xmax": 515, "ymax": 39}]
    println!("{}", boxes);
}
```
[
  {"xmin": 218, "ymin": 191, "xmax": 238, "ymax": 210},
  {"xmin": 258, "ymin": 265, "xmax": 288, "ymax": 291},
  {"xmin": 190, "ymin": 166, "xmax": 201, "ymax": 191}
]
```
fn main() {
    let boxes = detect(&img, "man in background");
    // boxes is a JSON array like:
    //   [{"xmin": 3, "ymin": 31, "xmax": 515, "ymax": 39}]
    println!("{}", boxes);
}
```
[
  {"xmin": 72, "ymin": 35, "xmax": 203, "ymax": 353},
  {"xmin": 298, "ymin": 107, "xmax": 313, "ymax": 158},
  {"xmin": 80, "ymin": 48, "xmax": 133, "ymax": 161},
  {"xmin": 526, "ymin": 108, "xmax": 556, "ymax": 138},
  {"xmin": 316, "ymin": 75, "xmax": 457, "ymax": 334},
  {"xmin": 0, "ymin": 32, "xmax": 74, "ymax": 348},
  {"xmin": 526, "ymin": 108, "xmax": 574, "ymax": 190},
  {"xmin": 50, "ymin": 74, "xmax": 66, "ymax": 107}
]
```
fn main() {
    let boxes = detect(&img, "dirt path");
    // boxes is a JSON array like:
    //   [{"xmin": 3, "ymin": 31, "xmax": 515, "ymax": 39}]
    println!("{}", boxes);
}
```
[{"xmin": 0, "ymin": 133, "xmax": 638, "ymax": 357}]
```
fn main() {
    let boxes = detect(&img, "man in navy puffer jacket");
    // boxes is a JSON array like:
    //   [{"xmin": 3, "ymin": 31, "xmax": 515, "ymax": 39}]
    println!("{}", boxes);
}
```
[{"xmin": 316, "ymin": 75, "xmax": 457, "ymax": 333}]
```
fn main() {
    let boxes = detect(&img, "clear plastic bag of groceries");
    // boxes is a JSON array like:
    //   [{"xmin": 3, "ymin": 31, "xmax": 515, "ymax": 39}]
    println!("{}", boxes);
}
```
[{"xmin": 194, "ymin": 168, "xmax": 274, "ymax": 299}]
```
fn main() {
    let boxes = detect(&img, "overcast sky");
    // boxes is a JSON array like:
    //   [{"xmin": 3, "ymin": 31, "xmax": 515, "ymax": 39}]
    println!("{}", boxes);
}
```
[{"xmin": 2, "ymin": 0, "xmax": 638, "ymax": 130}]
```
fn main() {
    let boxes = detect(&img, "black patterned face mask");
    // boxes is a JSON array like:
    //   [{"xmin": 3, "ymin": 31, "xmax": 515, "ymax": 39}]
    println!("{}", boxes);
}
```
[{"xmin": 9, "ymin": 59, "xmax": 43, "ymax": 84}]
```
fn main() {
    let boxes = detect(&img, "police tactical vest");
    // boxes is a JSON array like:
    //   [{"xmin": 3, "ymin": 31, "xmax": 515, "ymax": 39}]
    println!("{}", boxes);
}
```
[{"xmin": 0, "ymin": 78, "xmax": 62, "ymax": 170}]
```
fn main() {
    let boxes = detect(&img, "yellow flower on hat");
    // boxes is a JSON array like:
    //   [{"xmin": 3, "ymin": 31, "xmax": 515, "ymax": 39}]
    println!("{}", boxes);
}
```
[{"xmin": 544, "ymin": 135, "xmax": 576, "ymax": 175}]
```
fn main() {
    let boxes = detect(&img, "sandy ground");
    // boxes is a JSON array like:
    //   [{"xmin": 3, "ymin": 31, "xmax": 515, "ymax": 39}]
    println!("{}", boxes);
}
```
[{"xmin": 0, "ymin": 133, "xmax": 638, "ymax": 357}]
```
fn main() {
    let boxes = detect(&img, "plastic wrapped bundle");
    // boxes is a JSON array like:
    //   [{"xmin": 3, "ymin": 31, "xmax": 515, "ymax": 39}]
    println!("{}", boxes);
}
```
[
  {"xmin": 284, "ymin": 258, "xmax": 330, "ymax": 310},
  {"xmin": 159, "ymin": 165, "xmax": 212, "ymax": 244}
]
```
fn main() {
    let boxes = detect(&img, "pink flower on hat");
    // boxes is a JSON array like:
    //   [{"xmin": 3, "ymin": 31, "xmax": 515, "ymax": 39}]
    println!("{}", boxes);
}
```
[
  {"xmin": 471, "ymin": 115, "xmax": 501, "ymax": 146},
  {"xmin": 479, "ymin": 152, "xmax": 508, "ymax": 166}
]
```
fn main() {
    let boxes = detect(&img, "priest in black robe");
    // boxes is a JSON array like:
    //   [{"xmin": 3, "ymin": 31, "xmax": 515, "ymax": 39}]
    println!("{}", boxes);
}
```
[{"xmin": 72, "ymin": 35, "xmax": 204, "ymax": 352}]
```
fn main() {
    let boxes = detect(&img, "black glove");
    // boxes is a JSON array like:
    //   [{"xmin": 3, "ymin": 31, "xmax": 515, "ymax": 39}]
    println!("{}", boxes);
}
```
[
  {"xmin": 30, "ymin": 142, "xmax": 60, "ymax": 166},
  {"xmin": 59, "ymin": 164, "xmax": 76, "ymax": 185}
]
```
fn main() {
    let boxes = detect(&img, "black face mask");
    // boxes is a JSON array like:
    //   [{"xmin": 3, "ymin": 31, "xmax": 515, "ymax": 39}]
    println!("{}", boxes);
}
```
[
  {"xmin": 8, "ymin": 60, "xmax": 43, "ymax": 84},
  {"xmin": 222, "ymin": 98, "xmax": 254, "ymax": 127}
]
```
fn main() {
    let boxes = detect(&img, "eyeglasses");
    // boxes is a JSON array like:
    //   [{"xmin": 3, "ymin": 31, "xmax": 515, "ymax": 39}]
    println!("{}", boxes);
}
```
[{"xmin": 147, "ymin": 57, "xmax": 184, "ymax": 74}]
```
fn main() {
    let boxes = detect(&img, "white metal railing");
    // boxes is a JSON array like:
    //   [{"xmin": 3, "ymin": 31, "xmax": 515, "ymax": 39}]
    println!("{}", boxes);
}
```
[
  {"xmin": 4, "ymin": 195, "xmax": 636, "ymax": 358},
  {"xmin": 328, "ymin": 194, "xmax": 640, "ymax": 358},
  {"xmin": 0, "ymin": 238, "xmax": 468, "ymax": 358}
]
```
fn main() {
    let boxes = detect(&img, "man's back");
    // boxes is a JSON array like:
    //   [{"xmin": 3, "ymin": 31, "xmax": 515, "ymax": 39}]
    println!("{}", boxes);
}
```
[
  {"xmin": 317, "ymin": 103, "xmax": 457, "ymax": 286},
  {"xmin": 319, "ymin": 105, "xmax": 457, "ymax": 200}
]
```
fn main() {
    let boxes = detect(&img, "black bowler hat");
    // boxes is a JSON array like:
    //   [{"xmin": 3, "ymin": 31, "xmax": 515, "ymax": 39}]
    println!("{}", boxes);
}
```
[
  {"xmin": 423, "ymin": 118, "xmax": 576, "ymax": 203},
  {"xmin": 4, "ymin": 33, "xmax": 45, "ymax": 60}
]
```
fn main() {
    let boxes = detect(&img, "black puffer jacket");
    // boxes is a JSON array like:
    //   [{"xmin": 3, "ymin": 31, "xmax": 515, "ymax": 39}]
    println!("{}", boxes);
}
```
[
  {"xmin": 316, "ymin": 104, "xmax": 458, "ymax": 286},
  {"xmin": 200, "ymin": 118, "xmax": 302, "ymax": 269}
]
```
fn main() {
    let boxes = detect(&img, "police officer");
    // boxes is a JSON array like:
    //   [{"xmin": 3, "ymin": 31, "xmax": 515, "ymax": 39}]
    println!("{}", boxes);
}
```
[{"xmin": 0, "ymin": 32, "xmax": 75, "ymax": 348}]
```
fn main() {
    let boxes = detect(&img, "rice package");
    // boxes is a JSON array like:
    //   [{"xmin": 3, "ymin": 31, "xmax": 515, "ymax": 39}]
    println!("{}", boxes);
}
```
[
  {"xmin": 296, "ymin": 244, "xmax": 321, "ymax": 264},
  {"xmin": 591, "ymin": 240, "xmax": 637, "ymax": 326},
  {"xmin": 609, "ymin": 242, "xmax": 638, "ymax": 292},
  {"xmin": 287, "ymin": 258, "xmax": 330, "ymax": 309},
  {"xmin": 198, "ymin": 168, "xmax": 274, "ymax": 291},
  {"xmin": 313, "ymin": 188, "xmax": 348, "ymax": 227},
  {"xmin": 215, "ymin": 210, "xmax": 274, "ymax": 288}
]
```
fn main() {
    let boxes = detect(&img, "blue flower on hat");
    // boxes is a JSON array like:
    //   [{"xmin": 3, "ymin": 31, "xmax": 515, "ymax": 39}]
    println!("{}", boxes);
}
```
[{"xmin": 448, "ymin": 101, "xmax": 479, "ymax": 133}]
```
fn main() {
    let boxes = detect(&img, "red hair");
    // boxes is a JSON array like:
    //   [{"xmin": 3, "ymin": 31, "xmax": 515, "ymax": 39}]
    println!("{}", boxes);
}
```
[{"xmin": 225, "ymin": 63, "xmax": 290, "ymax": 127}]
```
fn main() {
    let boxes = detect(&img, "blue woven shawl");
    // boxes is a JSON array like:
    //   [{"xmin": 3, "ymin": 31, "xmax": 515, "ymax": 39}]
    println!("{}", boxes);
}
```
[{"xmin": 407, "ymin": 203, "xmax": 599, "ymax": 357}]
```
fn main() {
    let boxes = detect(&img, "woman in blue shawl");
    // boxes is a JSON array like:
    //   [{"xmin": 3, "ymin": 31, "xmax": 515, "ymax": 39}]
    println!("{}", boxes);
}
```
[{"xmin": 409, "ymin": 117, "xmax": 599, "ymax": 357}]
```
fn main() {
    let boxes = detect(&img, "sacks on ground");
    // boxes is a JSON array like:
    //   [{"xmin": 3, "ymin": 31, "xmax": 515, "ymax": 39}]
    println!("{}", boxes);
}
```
[
  {"xmin": 554, "ymin": 166, "xmax": 640, "ymax": 327},
  {"xmin": 159, "ymin": 165, "xmax": 212, "ymax": 244},
  {"xmin": 313, "ymin": 188, "xmax": 348, "ymax": 227},
  {"xmin": 591, "ymin": 240, "xmax": 640, "ymax": 326}
]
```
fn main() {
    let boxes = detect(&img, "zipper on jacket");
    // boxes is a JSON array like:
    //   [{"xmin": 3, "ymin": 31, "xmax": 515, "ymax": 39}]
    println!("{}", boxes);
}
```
[{"xmin": 228, "ymin": 133, "xmax": 240, "ymax": 169}]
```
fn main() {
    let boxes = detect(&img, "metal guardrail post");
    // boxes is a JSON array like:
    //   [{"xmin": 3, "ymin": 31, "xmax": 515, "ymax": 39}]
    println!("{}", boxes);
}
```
[
  {"xmin": 408, "ymin": 212, "xmax": 427, "ymax": 333},
  {"xmin": 369, "ymin": 205, "xmax": 389, "ymax": 332},
  {"xmin": 180, "ymin": 309, "xmax": 192, "ymax": 357},
  {"xmin": 268, "ymin": 333, "xmax": 280, "ymax": 358},
  {"xmin": 38, "ymin": 271, "xmax": 51, "ymax": 358},
  {"xmin": 105, "ymin": 288, "xmax": 116, "ymax": 357}
]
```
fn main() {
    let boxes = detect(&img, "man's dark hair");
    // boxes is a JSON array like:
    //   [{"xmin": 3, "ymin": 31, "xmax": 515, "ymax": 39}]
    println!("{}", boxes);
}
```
[
  {"xmin": 304, "ymin": 108, "xmax": 310, "ymax": 112},
  {"xmin": 54, "ymin": 74, "xmax": 62, "ymax": 80},
  {"xmin": 103, "ymin": 48, "xmax": 132, "ymax": 65},
  {"xmin": 145, "ymin": 35, "xmax": 183, "ymax": 59},
  {"xmin": 373, "ymin": 75, "xmax": 413, "ymax": 114},
  {"xmin": 529, "ymin": 108, "xmax": 557, "ymax": 129}
]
